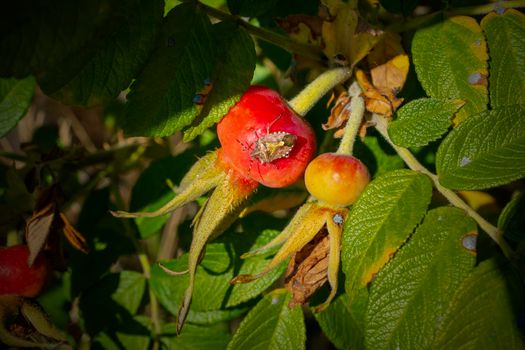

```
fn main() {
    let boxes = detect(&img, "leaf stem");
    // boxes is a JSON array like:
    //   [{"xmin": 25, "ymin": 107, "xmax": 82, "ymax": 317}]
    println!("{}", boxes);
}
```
[
  {"xmin": 386, "ymin": 0, "xmax": 525, "ymax": 32},
  {"xmin": 197, "ymin": 1, "xmax": 325, "ymax": 62},
  {"xmin": 336, "ymin": 82, "xmax": 365, "ymax": 155},
  {"xmin": 289, "ymin": 67, "xmax": 352, "ymax": 117},
  {"xmin": 372, "ymin": 113, "xmax": 516, "ymax": 261}
]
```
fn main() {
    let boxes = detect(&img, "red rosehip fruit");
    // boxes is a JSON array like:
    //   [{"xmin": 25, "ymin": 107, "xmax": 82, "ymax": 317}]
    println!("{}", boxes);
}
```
[
  {"xmin": 305, "ymin": 153, "xmax": 370, "ymax": 207},
  {"xmin": 0, "ymin": 245, "xmax": 49, "ymax": 297},
  {"xmin": 217, "ymin": 86, "xmax": 316, "ymax": 188}
]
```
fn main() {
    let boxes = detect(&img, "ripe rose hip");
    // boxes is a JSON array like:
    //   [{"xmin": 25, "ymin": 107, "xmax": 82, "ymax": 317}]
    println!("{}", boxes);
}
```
[
  {"xmin": 0, "ymin": 245, "xmax": 49, "ymax": 297},
  {"xmin": 217, "ymin": 86, "xmax": 316, "ymax": 188},
  {"xmin": 305, "ymin": 153, "xmax": 370, "ymax": 206}
]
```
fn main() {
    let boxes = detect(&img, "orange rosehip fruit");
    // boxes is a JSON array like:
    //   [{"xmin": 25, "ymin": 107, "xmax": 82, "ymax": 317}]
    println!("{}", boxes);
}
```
[
  {"xmin": 0, "ymin": 245, "xmax": 49, "ymax": 297},
  {"xmin": 305, "ymin": 153, "xmax": 370, "ymax": 207},
  {"xmin": 217, "ymin": 86, "xmax": 316, "ymax": 188}
]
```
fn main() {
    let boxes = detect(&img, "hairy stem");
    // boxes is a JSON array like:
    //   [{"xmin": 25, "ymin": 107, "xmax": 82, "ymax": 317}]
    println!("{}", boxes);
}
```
[
  {"xmin": 197, "ymin": 2, "xmax": 324, "ymax": 62},
  {"xmin": 289, "ymin": 67, "xmax": 352, "ymax": 117},
  {"xmin": 337, "ymin": 81, "xmax": 365, "ymax": 155},
  {"xmin": 372, "ymin": 114, "xmax": 515, "ymax": 260},
  {"xmin": 386, "ymin": 0, "xmax": 525, "ymax": 32}
]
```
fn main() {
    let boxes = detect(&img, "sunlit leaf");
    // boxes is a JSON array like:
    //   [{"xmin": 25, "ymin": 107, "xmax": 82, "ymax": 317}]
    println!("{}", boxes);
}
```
[
  {"xmin": 227, "ymin": 289, "xmax": 305, "ymax": 350},
  {"xmin": 365, "ymin": 207, "xmax": 477, "ymax": 349},
  {"xmin": 412, "ymin": 16, "xmax": 488, "ymax": 123},
  {"xmin": 436, "ymin": 105, "xmax": 525, "ymax": 189},
  {"xmin": 481, "ymin": 9, "xmax": 525, "ymax": 108}
]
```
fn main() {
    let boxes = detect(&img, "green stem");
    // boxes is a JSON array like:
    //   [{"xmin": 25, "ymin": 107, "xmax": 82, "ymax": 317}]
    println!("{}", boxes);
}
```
[
  {"xmin": 386, "ymin": 0, "xmax": 525, "ymax": 32},
  {"xmin": 112, "ymin": 184, "xmax": 162, "ymax": 347},
  {"xmin": 289, "ymin": 67, "xmax": 352, "ymax": 117},
  {"xmin": 197, "ymin": 2, "xmax": 325, "ymax": 62},
  {"xmin": 336, "ymin": 82, "xmax": 365, "ymax": 155},
  {"xmin": 372, "ymin": 114, "xmax": 516, "ymax": 261}
]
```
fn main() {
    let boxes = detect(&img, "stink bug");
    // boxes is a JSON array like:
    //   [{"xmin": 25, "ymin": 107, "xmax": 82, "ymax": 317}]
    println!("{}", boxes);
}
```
[{"xmin": 250, "ymin": 132, "xmax": 297, "ymax": 163}]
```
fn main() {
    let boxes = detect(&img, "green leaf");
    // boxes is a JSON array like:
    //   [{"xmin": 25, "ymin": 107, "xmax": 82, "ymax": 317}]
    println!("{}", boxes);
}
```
[
  {"xmin": 342, "ymin": 170, "xmax": 432, "ymax": 306},
  {"xmin": 433, "ymin": 259, "xmax": 525, "ymax": 349},
  {"xmin": 111, "ymin": 271, "xmax": 146, "ymax": 314},
  {"xmin": 79, "ymin": 272, "xmax": 146, "ymax": 335},
  {"xmin": 412, "ymin": 16, "xmax": 488, "ymax": 122},
  {"xmin": 499, "ymin": 191, "xmax": 525, "ymax": 242},
  {"xmin": 125, "ymin": 3, "xmax": 255, "ymax": 138},
  {"xmin": 227, "ymin": 289, "xmax": 305, "ymax": 350},
  {"xmin": 388, "ymin": 98, "xmax": 464, "ymax": 147},
  {"xmin": 92, "ymin": 316, "xmax": 151, "ymax": 350},
  {"xmin": 314, "ymin": 294, "xmax": 364, "ymax": 350},
  {"xmin": 0, "ymin": 76, "xmax": 35, "ymax": 137},
  {"xmin": 365, "ymin": 207, "xmax": 478, "ymax": 350},
  {"xmin": 481, "ymin": 9, "xmax": 525, "ymax": 108},
  {"xmin": 150, "ymin": 229, "xmax": 285, "ymax": 324},
  {"xmin": 1, "ymin": 0, "xmax": 163, "ymax": 106},
  {"xmin": 436, "ymin": 105, "xmax": 525, "ymax": 189},
  {"xmin": 227, "ymin": 0, "xmax": 280, "ymax": 17},
  {"xmin": 183, "ymin": 21, "xmax": 255, "ymax": 141},
  {"xmin": 161, "ymin": 323, "xmax": 231, "ymax": 349}
]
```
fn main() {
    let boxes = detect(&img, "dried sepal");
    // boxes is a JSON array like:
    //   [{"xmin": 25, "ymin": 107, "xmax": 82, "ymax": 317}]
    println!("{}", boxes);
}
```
[
  {"xmin": 285, "ymin": 229, "xmax": 330, "ymax": 308},
  {"xmin": 232, "ymin": 203, "xmax": 327, "ymax": 284}
]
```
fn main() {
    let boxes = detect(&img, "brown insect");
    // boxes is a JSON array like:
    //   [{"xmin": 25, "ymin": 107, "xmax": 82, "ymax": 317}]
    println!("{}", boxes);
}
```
[{"xmin": 250, "ymin": 131, "xmax": 297, "ymax": 163}]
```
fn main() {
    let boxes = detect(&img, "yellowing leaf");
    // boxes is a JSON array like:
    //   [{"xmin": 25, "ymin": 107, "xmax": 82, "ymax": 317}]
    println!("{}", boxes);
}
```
[{"xmin": 360, "ymin": 246, "xmax": 397, "ymax": 286}]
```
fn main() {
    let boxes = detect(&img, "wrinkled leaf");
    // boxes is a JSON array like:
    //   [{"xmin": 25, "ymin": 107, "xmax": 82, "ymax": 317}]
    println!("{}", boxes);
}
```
[
  {"xmin": 125, "ymin": 3, "xmax": 254, "ymax": 139},
  {"xmin": 227, "ymin": 289, "xmax": 305, "ymax": 350},
  {"xmin": 0, "ymin": 76, "xmax": 35, "ymax": 137},
  {"xmin": 342, "ymin": 170, "xmax": 432, "ymax": 307},
  {"xmin": 433, "ymin": 259, "xmax": 525, "ymax": 349},
  {"xmin": 436, "ymin": 105, "xmax": 525, "ymax": 189},
  {"xmin": 314, "ymin": 294, "xmax": 364, "ymax": 350},
  {"xmin": 481, "ymin": 9, "xmax": 525, "ymax": 108},
  {"xmin": 365, "ymin": 207, "xmax": 478, "ymax": 349},
  {"xmin": 412, "ymin": 16, "xmax": 488, "ymax": 123},
  {"xmin": 183, "ymin": 21, "xmax": 256, "ymax": 141},
  {"xmin": 161, "ymin": 323, "xmax": 230, "ymax": 349},
  {"xmin": 0, "ymin": 0, "xmax": 163, "ymax": 106},
  {"xmin": 388, "ymin": 98, "xmax": 464, "ymax": 147}
]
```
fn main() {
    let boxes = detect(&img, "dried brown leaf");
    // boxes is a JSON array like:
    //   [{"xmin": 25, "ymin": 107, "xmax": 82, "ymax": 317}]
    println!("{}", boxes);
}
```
[
  {"xmin": 322, "ymin": 92, "xmax": 351, "ymax": 132},
  {"xmin": 25, "ymin": 203, "xmax": 55, "ymax": 267},
  {"xmin": 285, "ymin": 229, "xmax": 330, "ymax": 307},
  {"xmin": 356, "ymin": 69, "xmax": 403, "ymax": 117},
  {"xmin": 60, "ymin": 213, "xmax": 88, "ymax": 254}
]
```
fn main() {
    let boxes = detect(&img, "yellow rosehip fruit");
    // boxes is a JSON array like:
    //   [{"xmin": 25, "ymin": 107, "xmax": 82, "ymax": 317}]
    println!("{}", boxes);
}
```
[{"xmin": 304, "ymin": 153, "xmax": 370, "ymax": 207}]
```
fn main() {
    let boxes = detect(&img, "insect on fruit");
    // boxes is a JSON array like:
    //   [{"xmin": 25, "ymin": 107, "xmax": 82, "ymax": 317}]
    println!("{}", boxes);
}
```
[{"xmin": 217, "ymin": 85, "xmax": 316, "ymax": 188}]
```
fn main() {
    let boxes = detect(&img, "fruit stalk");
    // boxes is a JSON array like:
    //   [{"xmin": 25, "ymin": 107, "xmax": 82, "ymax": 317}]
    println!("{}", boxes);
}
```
[
  {"xmin": 336, "ymin": 81, "xmax": 365, "ymax": 155},
  {"xmin": 289, "ymin": 67, "xmax": 352, "ymax": 117}
]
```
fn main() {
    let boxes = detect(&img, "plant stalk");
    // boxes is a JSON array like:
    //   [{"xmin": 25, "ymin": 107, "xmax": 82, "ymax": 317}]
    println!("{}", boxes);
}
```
[
  {"xmin": 337, "ymin": 82, "xmax": 365, "ymax": 155},
  {"xmin": 197, "ymin": 1, "xmax": 325, "ymax": 62},
  {"xmin": 289, "ymin": 67, "xmax": 352, "ymax": 117},
  {"xmin": 372, "ymin": 113, "xmax": 516, "ymax": 261}
]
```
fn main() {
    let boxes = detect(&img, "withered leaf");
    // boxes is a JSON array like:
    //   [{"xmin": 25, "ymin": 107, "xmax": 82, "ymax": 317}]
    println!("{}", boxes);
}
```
[
  {"xmin": 277, "ymin": 15, "xmax": 323, "ymax": 46},
  {"xmin": 356, "ymin": 69, "xmax": 404, "ymax": 117},
  {"xmin": 322, "ymin": 91, "xmax": 351, "ymax": 134},
  {"xmin": 25, "ymin": 203, "xmax": 55, "ymax": 267},
  {"xmin": 60, "ymin": 213, "xmax": 88, "ymax": 254},
  {"xmin": 285, "ymin": 229, "xmax": 330, "ymax": 307}
]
